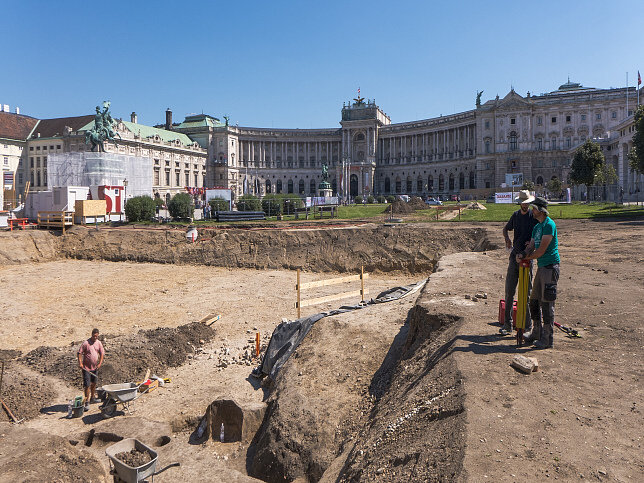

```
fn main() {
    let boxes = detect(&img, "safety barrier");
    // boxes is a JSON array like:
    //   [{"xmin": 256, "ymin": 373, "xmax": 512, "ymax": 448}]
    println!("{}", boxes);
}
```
[{"xmin": 37, "ymin": 211, "xmax": 74, "ymax": 233}]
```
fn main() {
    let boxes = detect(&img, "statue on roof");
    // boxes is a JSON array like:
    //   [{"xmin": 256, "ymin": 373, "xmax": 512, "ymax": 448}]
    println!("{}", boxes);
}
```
[
  {"xmin": 476, "ymin": 90, "xmax": 484, "ymax": 108},
  {"xmin": 85, "ymin": 100, "xmax": 121, "ymax": 152},
  {"xmin": 223, "ymin": 115, "xmax": 229, "ymax": 127}
]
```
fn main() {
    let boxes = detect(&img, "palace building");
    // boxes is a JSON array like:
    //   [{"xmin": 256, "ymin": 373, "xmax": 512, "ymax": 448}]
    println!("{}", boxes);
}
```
[
  {"xmin": 174, "ymin": 81, "xmax": 642, "ymax": 202},
  {"xmin": 2, "ymin": 80, "xmax": 642, "ymax": 208}
]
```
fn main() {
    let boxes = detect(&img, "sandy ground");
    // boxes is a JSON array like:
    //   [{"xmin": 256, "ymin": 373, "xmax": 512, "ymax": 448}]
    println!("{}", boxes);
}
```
[{"xmin": 0, "ymin": 219, "xmax": 642, "ymax": 482}]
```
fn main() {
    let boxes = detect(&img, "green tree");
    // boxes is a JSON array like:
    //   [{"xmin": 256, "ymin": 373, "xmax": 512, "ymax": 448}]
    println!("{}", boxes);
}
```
[
  {"xmin": 124, "ymin": 195, "xmax": 156, "ymax": 222},
  {"xmin": 628, "ymin": 105, "xmax": 644, "ymax": 174},
  {"xmin": 367, "ymin": 195, "xmax": 375, "ymax": 204},
  {"xmin": 546, "ymin": 177, "xmax": 563, "ymax": 198},
  {"xmin": 236, "ymin": 194, "xmax": 261, "ymax": 211},
  {"xmin": 521, "ymin": 180, "xmax": 536, "ymax": 192},
  {"xmin": 385, "ymin": 195, "xmax": 396, "ymax": 204},
  {"xmin": 167, "ymin": 193, "xmax": 194, "ymax": 220},
  {"xmin": 154, "ymin": 196, "xmax": 165, "ymax": 209},
  {"xmin": 208, "ymin": 197, "xmax": 229, "ymax": 212},
  {"xmin": 261, "ymin": 194, "xmax": 282, "ymax": 216},
  {"xmin": 570, "ymin": 140, "xmax": 605, "ymax": 186},
  {"xmin": 594, "ymin": 162, "xmax": 617, "ymax": 186},
  {"xmin": 354, "ymin": 195, "xmax": 363, "ymax": 204}
]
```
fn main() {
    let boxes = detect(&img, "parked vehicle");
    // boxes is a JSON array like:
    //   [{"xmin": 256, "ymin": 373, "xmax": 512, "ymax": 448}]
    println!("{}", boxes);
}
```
[
  {"xmin": 396, "ymin": 195, "xmax": 411, "ymax": 202},
  {"xmin": 425, "ymin": 198, "xmax": 443, "ymax": 206}
]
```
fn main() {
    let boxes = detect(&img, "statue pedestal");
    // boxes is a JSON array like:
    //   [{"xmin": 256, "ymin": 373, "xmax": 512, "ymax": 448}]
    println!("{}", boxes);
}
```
[{"xmin": 319, "ymin": 188, "xmax": 333, "ymax": 198}]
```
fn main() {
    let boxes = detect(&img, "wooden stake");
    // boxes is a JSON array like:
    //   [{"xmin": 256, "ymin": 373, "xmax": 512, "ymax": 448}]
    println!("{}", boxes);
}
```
[
  {"xmin": 0, "ymin": 397, "xmax": 19, "ymax": 423},
  {"xmin": 255, "ymin": 332, "xmax": 260, "ymax": 358},
  {"xmin": 360, "ymin": 265, "xmax": 365, "ymax": 302},
  {"xmin": 296, "ymin": 269, "xmax": 301, "ymax": 319}
]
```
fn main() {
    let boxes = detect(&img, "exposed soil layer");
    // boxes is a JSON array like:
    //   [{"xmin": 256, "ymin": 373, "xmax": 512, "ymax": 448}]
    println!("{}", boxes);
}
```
[
  {"xmin": 21, "ymin": 322, "xmax": 215, "ymax": 390},
  {"xmin": 0, "ymin": 361, "xmax": 55, "ymax": 422},
  {"xmin": 0, "ymin": 224, "xmax": 491, "ymax": 274}
]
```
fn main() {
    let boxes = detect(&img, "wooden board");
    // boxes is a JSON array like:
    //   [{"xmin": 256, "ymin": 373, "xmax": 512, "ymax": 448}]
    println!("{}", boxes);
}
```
[
  {"xmin": 198, "ymin": 313, "xmax": 221, "ymax": 326},
  {"xmin": 299, "ymin": 273, "xmax": 369, "ymax": 290},
  {"xmin": 297, "ymin": 289, "xmax": 369, "ymax": 308},
  {"xmin": 75, "ymin": 200, "xmax": 107, "ymax": 217}
]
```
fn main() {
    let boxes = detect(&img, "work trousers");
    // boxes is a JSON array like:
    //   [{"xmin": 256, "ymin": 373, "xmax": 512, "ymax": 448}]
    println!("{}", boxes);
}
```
[
  {"xmin": 504, "ymin": 254, "xmax": 532, "ymax": 332},
  {"xmin": 530, "ymin": 264, "xmax": 560, "ymax": 346}
]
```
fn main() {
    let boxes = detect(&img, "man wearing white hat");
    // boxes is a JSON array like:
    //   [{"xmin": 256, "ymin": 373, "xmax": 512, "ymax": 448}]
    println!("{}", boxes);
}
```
[{"xmin": 499, "ymin": 190, "xmax": 538, "ymax": 336}]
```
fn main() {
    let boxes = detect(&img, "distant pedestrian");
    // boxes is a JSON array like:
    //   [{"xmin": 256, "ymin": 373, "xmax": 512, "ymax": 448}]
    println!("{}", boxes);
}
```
[
  {"xmin": 517, "ymin": 197, "xmax": 560, "ymax": 349},
  {"xmin": 78, "ymin": 328, "xmax": 105, "ymax": 411},
  {"xmin": 499, "ymin": 190, "xmax": 538, "ymax": 336}
]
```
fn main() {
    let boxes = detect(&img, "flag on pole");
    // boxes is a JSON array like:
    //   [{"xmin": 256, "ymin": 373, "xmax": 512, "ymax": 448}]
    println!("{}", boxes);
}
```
[{"xmin": 639, "ymin": 71, "xmax": 641, "ymax": 86}]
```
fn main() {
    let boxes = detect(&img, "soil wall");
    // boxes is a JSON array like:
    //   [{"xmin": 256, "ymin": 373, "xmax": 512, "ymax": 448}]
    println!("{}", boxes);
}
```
[{"xmin": 1, "ymin": 225, "xmax": 492, "ymax": 273}]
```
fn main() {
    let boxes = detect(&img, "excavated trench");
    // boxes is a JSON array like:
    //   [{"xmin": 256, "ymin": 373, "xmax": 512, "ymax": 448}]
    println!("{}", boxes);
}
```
[{"xmin": 0, "ymin": 224, "xmax": 494, "ymax": 481}]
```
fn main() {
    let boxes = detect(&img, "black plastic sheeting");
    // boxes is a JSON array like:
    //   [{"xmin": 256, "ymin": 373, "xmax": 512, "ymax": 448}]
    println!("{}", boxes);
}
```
[{"xmin": 256, "ymin": 279, "xmax": 427, "ymax": 381}]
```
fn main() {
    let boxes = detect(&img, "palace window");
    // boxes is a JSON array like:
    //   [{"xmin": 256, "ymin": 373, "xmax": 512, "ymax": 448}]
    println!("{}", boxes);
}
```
[
  {"xmin": 510, "ymin": 118, "xmax": 516, "ymax": 125},
  {"xmin": 581, "ymin": 114, "xmax": 586, "ymax": 121},
  {"xmin": 509, "ymin": 132, "xmax": 518, "ymax": 151},
  {"xmin": 551, "ymin": 138, "xmax": 557, "ymax": 150},
  {"xmin": 551, "ymin": 116, "xmax": 557, "ymax": 124},
  {"xmin": 485, "ymin": 120, "xmax": 490, "ymax": 129},
  {"xmin": 566, "ymin": 137, "xmax": 571, "ymax": 148},
  {"xmin": 485, "ymin": 140, "xmax": 490, "ymax": 153},
  {"xmin": 612, "ymin": 111, "xmax": 617, "ymax": 119},
  {"xmin": 596, "ymin": 113, "xmax": 601, "ymax": 120},
  {"xmin": 537, "ymin": 116, "xmax": 542, "ymax": 126},
  {"xmin": 537, "ymin": 138, "xmax": 543, "ymax": 150}
]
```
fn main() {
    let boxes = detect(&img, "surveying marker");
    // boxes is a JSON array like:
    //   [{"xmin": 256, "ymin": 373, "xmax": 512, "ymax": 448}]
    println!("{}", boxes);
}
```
[{"xmin": 515, "ymin": 259, "xmax": 531, "ymax": 347}]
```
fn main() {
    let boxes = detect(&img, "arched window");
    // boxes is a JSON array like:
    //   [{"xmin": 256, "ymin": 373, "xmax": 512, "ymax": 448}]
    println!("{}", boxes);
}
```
[
  {"xmin": 350, "ymin": 174, "xmax": 358, "ymax": 197},
  {"xmin": 354, "ymin": 132, "xmax": 365, "ymax": 142},
  {"xmin": 509, "ymin": 131, "xmax": 518, "ymax": 151},
  {"xmin": 449, "ymin": 173, "xmax": 455, "ymax": 191},
  {"xmin": 299, "ymin": 179, "xmax": 305, "ymax": 194},
  {"xmin": 310, "ymin": 179, "xmax": 316, "ymax": 194},
  {"xmin": 438, "ymin": 174, "xmax": 445, "ymax": 191},
  {"xmin": 485, "ymin": 140, "xmax": 491, "ymax": 154},
  {"xmin": 459, "ymin": 172, "xmax": 465, "ymax": 190},
  {"xmin": 395, "ymin": 176, "xmax": 402, "ymax": 193},
  {"xmin": 276, "ymin": 179, "xmax": 283, "ymax": 193},
  {"xmin": 288, "ymin": 179, "xmax": 294, "ymax": 193},
  {"xmin": 384, "ymin": 177, "xmax": 391, "ymax": 193},
  {"xmin": 536, "ymin": 176, "xmax": 543, "ymax": 186},
  {"xmin": 417, "ymin": 176, "xmax": 423, "ymax": 192},
  {"xmin": 406, "ymin": 177, "xmax": 412, "ymax": 193},
  {"xmin": 469, "ymin": 171, "xmax": 475, "ymax": 189},
  {"xmin": 428, "ymin": 175, "xmax": 433, "ymax": 190},
  {"xmin": 265, "ymin": 179, "xmax": 272, "ymax": 194}
]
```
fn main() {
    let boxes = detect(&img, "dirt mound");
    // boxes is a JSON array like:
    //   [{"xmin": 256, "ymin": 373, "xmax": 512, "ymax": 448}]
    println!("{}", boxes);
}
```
[
  {"xmin": 407, "ymin": 197, "xmax": 427, "ymax": 210},
  {"xmin": 0, "ymin": 362, "xmax": 55, "ymax": 422},
  {"xmin": 249, "ymin": 293, "xmax": 466, "ymax": 483},
  {"xmin": 249, "ymin": 300, "xmax": 411, "ymax": 482},
  {"xmin": 467, "ymin": 202, "xmax": 487, "ymax": 210},
  {"xmin": 0, "ymin": 424, "xmax": 107, "ymax": 482},
  {"xmin": 0, "ymin": 231, "xmax": 61, "ymax": 265},
  {"xmin": 21, "ymin": 322, "xmax": 215, "ymax": 388},
  {"xmin": 390, "ymin": 201, "xmax": 413, "ymax": 214}
]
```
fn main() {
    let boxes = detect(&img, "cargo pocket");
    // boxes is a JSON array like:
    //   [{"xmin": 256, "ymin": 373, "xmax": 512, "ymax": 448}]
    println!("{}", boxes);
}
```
[{"xmin": 544, "ymin": 282, "xmax": 557, "ymax": 302}]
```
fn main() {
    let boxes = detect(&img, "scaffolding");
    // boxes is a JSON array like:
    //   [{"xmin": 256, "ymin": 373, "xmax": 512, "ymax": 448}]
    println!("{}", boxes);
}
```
[{"xmin": 47, "ymin": 152, "xmax": 153, "ymax": 198}]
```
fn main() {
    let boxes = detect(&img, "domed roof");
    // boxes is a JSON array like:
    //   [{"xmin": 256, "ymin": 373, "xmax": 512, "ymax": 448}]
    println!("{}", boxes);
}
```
[{"xmin": 558, "ymin": 78, "xmax": 582, "ymax": 90}]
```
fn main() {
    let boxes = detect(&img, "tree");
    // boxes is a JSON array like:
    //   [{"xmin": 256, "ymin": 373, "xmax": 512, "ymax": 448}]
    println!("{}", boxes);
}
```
[
  {"xmin": 208, "ymin": 197, "xmax": 229, "ymax": 212},
  {"xmin": 236, "ymin": 194, "xmax": 261, "ymax": 211},
  {"xmin": 570, "ymin": 140, "xmax": 605, "ymax": 186},
  {"xmin": 546, "ymin": 177, "xmax": 563, "ymax": 198},
  {"xmin": 628, "ymin": 105, "xmax": 644, "ymax": 174},
  {"xmin": 594, "ymin": 162, "xmax": 617, "ymax": 186},
  {"xmin": 168, "ymin": 193, "xmax": 194, "ymax": 220},
  {"xmin": 124, "ymin": 195, "xmax": 156, "ymax": 222},
  {"xmin": 521, "ymin": 180, "xmax": 536, "ymax": 192},
  {"xmin": 261, "ymin": 194, "xmax": 282, "ymax": 216}
]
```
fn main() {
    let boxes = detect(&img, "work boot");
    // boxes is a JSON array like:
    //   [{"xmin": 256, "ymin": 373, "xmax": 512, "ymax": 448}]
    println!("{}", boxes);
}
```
[{"xmin": 524, "ymin": 320, "xmax": 541, "ymax": 344}]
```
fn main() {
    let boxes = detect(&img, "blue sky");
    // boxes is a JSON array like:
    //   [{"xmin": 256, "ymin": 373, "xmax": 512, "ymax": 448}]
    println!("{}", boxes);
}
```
[{"xmin": 3, "ymin": 0, "xmax": 643, "ymax": 128}]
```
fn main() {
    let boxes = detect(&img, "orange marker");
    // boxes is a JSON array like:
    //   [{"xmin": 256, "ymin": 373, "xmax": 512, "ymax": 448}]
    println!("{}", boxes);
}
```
[{"xmin": 255, "ymin": 332, "xmax": 260, "ymax": 358}]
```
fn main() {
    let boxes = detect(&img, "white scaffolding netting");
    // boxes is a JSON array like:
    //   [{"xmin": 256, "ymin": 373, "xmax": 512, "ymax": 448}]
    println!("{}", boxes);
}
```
[{"xmin": 47, "ymin": 152, "xmax": 153, "ymax": 197}]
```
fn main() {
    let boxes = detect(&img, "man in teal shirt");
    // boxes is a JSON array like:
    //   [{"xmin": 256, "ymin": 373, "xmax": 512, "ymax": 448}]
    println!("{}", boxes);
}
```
[{"xmin": 516, "ymin": 197, "xmax": 560, "ymax": 349}]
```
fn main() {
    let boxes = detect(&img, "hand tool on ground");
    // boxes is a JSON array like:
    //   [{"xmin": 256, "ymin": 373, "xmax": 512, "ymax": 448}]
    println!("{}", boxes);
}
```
[
  {"xmin": 1, "ymin": 397, "xmax": 24, "ymax": 423},
  {"xmin": 554, "ymin": 321, "xmax": 581, "ymax": 338},
  {"xmin": 515, "ymin": 259, "xmax": 531, "ymax": 347}
]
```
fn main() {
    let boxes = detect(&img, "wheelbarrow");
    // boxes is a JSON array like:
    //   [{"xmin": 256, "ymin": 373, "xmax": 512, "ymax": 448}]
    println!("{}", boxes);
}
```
[
  {"xmin": 100, "ymin": 382, "xmax": 149, "ymax": 418},
  {"xmin": 105, "ymin": 438, "xmax": 179, "ymax": 483}
]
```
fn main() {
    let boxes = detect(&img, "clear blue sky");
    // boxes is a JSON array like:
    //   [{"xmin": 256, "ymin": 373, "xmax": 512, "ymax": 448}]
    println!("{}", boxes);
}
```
[{"xmin": 3, "ymin": 0, "xmax": 643, "ymax": 128}]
